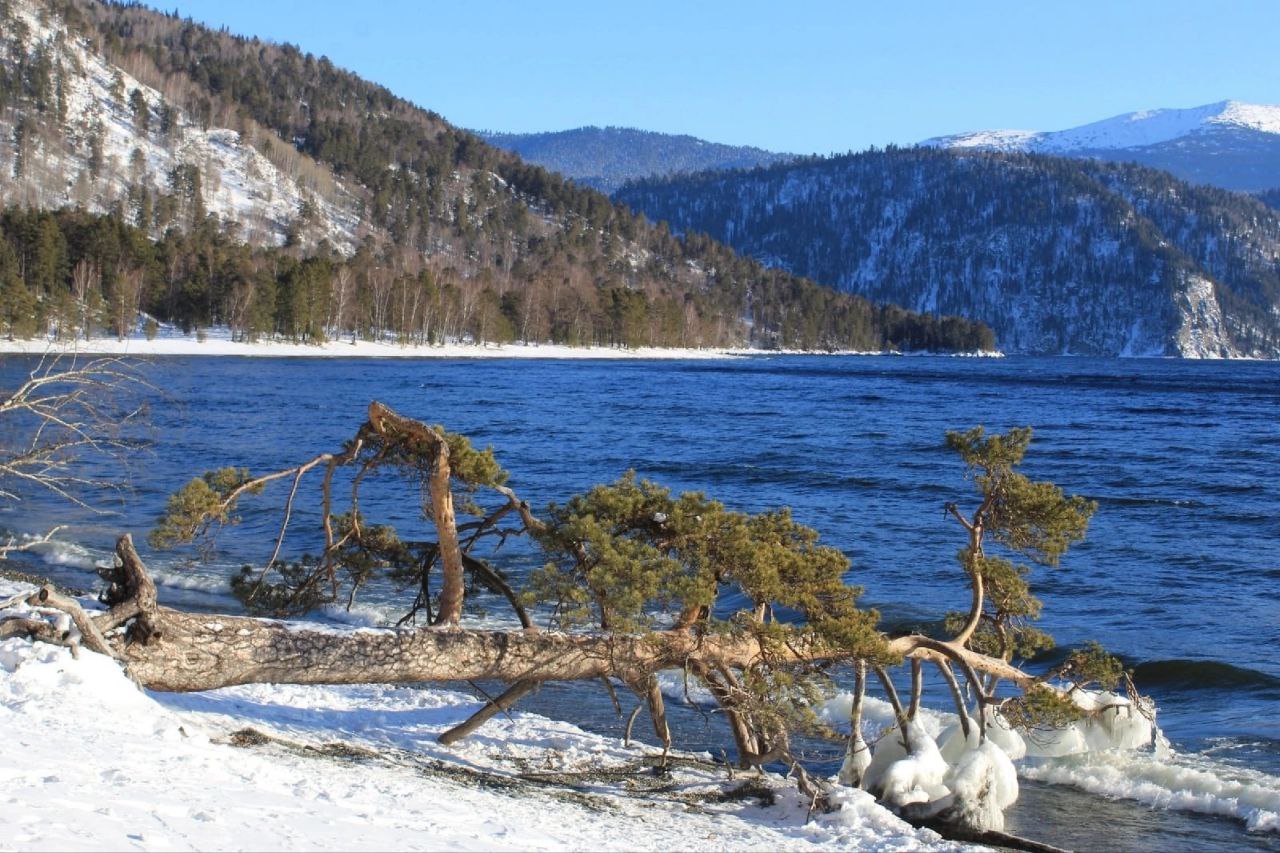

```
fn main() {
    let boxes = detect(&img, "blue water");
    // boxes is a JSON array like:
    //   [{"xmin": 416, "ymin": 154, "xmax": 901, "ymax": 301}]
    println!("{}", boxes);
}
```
[{"xmin": 2, "ymin": 354, "xmax": 1278, "ymax": 850}]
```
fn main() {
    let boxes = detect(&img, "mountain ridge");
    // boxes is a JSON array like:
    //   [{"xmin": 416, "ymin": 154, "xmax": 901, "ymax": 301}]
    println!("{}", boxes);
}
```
[
  {"xmin": 616, "ymin": 147, "xmax": 1280, "ymax": 357},
  {"xmin": 924, "ymin": 100, "xmax": 1280, "ymax": 191},
  {"xmin": 475, "ymin": 126, "xmax": 794, "ymax": 194}
]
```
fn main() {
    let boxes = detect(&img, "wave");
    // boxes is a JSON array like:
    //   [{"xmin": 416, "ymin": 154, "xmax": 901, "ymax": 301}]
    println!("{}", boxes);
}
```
[
  {"xmin": 1132, "ymin": 660, "xmax": 1280, "ymax": 696},
  {"xmin": 1088, "ymin": 494, "xmax": 1205, "ymax": 509},
  {"xmin": 1021, "ymin": 747, "xmax": 1280, "ymax": 834},
  {"xmin": 22, "ymin": 537, "xmax": 109, "ymax": 571},
  {"xmin": 147, "ymin": 567, "xmax": 231, "ymax": 595}
]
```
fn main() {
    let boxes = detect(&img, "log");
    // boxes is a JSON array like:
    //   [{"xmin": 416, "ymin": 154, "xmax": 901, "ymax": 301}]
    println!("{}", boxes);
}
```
[{"xmin": 91, "ymin": 535, "xmax": 1037, "ymax": 703}]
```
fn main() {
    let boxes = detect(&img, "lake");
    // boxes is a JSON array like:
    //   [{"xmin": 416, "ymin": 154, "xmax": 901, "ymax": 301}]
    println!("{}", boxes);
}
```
[{"xmin": 2, "ymin": 353, "xmax": 1277, "ymax": 851}]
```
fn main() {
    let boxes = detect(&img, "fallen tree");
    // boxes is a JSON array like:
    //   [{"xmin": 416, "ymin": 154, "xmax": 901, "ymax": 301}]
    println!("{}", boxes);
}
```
[{"xmin": 1, "ymin": 401, "xmax": 1150, "ymax": 842}]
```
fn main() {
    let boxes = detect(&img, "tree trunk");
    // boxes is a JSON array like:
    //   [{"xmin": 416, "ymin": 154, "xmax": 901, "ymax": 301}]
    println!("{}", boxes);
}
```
[
  {"xmin": 364, "ymin": 402, "xmax": 466, "ymax": 625},
  {"xmin": 428, "ymin": 438, "xmax": 464, "ymax": 625},
  {"xmin": 90, "ymin": 536, "xmax": 1032, "ymax": 698}
]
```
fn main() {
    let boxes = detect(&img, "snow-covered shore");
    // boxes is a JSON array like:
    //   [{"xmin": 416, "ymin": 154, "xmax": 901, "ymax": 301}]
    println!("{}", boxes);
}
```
[
  {"xmin": 0, "ymin": 331, "xmax": 748, "ymax": 360},
  {"xmin": 0, "ymin": 324, "xmax": 991, "ymax": 360},
  {"xmin": 0, "ymin": 579, "xmax": 955, "ymax": 852}
]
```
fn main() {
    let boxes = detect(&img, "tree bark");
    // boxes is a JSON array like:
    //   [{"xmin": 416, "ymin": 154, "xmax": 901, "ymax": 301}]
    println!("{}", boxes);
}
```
[
  {"xmin": 80, "ymin": 537, "xmax": 1036, "ymax": 703},
  {"xmin": 428, "ymin": 438, "xmax": 464, "ymax": 625}
]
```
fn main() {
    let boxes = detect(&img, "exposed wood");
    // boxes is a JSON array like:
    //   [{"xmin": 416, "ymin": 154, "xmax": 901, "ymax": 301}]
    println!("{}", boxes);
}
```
[
  {"xmin": 935, "ymin": 660, "xmax": 971, "ymax": 741},
  {"xmin": 437, "ymin": 679, "xmax": 539, "ymax": 745},
  {"xmin": 27, "ymin": 586, "xmax": 116, "ymax": 658},
  {"xmin": 874, "ymin": 665, "xmax": 912, "ymax": 752},
  {"xmin": 623, "ymin": 705, "xmax": 643, "ymax": 747},
  {"xmin": 427, "ymin": 437, "xmax": 463, "ymax": 625},
  {"xmin": 365, "ymin": 402, "xmax": 466, "ymax": 626},
  {"xmin": 908, "ymin": 657, "xmax": 923, "ymax": 721},
  {"xmin": 638, "ymin": 674, "xmax": 672, "ymax": 759},
  {"xmin": 840, "ymin": 659, "xmax": 870, "ymax": 786},
  {"xmin": 101, "ymin": 533, "xmax": 160, "ymax": 644},
  {"xmin": 0, "ymin": 616, "xmax": 59, "ymax": 642},
  {"xmin": 90, "ymin": 537, "xmax": 1041, "ymax": 701},
  {"xmin": 460, "ymin": 554, "xmax": 534, "ymax": 630}
]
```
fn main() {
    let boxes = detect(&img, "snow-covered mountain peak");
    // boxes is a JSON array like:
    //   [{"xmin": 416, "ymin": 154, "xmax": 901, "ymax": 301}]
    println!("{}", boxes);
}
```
[
  {"xmin": 925, "ymin": 100, "xmax": 1280, "ymax": 154},
  {"xmin": 931, "ymin": 128, "xmax": 1041, "ymax": 152},
  {"xmin": 1212, "ymin": 100, "xmax": 1280, "ymax": 134}
]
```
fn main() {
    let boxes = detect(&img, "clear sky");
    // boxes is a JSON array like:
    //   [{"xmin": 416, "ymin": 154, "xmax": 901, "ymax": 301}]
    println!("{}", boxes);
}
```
[{"xmin": 168, "ymin": 0, "xmax": 1280, "ymax": 155}]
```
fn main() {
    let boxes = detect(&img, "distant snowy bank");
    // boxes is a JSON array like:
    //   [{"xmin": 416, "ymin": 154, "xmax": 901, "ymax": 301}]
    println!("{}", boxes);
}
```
[{"xmin": 0, "ymin": 324, "xmax": 1005, "ymax": 360}]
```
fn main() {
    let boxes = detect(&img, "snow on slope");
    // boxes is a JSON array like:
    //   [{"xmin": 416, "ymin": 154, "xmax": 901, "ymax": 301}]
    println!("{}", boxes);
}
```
[
  {"xmin": 925, "ymin": 100, "xmax": 1280, "ymax": 153},
  {"xmin": 0, "ymin": 579, "xmax": 955, "ymax": 851},
  {"xmin": 1, "ymin": 0, "xmax": 363, "ymax": 251}
]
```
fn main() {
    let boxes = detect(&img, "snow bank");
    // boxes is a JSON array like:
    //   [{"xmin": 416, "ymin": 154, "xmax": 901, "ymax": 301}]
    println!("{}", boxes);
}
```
[{"xmin": 0, "ymin": 579, "xmax": 953, "ymax": 851}]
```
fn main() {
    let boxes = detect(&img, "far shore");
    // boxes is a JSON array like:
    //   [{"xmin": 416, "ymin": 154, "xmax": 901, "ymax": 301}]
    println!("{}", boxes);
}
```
[{"xmin": 0, "ymin": 330, "xmax": 986, "ymax": 360}]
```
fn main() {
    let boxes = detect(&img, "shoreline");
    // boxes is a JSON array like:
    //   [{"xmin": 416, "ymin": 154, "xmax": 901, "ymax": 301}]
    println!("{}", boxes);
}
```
[{"xmin": 0, "ymin": 331, "xmax": 1000, "ymax": 360}]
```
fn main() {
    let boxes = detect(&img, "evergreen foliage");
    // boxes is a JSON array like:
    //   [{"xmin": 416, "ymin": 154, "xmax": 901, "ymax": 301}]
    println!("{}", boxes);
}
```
[
  {"xmin": 942, "ymin": 426, "xmax": 1096, "ymax": 661},
  {"xmin": 529, "ymin": 472, "xmax": 887, "ymax": 661},
  {"xmin": 148, "ymin": 466, "xmax": 259, "ymax": 553}
]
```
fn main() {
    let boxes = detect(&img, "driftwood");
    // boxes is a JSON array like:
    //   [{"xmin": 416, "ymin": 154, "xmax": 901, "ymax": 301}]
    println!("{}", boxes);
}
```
[
  {"xmin": 34, "ymin": 536, "xmax": 1023, "ymax": 698},
  {"xmin": 0, "ymin": 534, "xmax": 1032, "ymax": 703}
]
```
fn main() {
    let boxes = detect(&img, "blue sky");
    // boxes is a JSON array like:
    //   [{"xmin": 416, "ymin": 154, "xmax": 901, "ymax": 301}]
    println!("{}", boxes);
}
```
[{"xmin": 170, "ymin": 0, "xmax": 1280, "ymax": 155}]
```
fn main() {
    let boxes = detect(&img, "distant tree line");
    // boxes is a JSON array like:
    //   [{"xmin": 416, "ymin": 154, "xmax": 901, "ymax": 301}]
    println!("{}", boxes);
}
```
[{"xmin": 0, "ymin": 207, "xmax": 994, "ymax": 352}]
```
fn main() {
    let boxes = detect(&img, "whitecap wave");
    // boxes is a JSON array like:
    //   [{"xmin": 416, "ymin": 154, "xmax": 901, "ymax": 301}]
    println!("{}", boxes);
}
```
[
  {"xmin": 655, "ymin": 669, "xmax": 717, "ymax": 707},
  {"xmin": 147, "ymin": 567, "xmax": 232, "ymax": 594},
  {"xmin": 1021, "ymin": 746, "xmax": 1280, "ymax": 833},
  {"xmin": 27, "ymin": 537, "xmax": 107, "ymax": 571}
]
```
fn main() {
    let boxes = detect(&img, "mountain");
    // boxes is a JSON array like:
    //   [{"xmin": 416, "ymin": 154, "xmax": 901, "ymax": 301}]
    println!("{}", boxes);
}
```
[
  {"xmin": 0, "ymin": 0, "xmax": 989, "ymax": 352},
  {"xmin": 476, "ymin": 127, "xmax": 794, "ymax": 194},
  {"xmin": 615, "ymin": 148, "xmax": 1280, "ymax": 357},
  {"xmin": 924, "ymin": 100, "xmax": 1280, "ymax": 192}
]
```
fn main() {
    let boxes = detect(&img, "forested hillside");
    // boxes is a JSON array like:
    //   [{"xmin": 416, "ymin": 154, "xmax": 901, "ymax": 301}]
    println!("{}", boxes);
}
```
[
  {"xmin": 478, "ymin": 126, "xmax": 793, "ymax": 193},
  {"xmin": 0, "ymin": 0, "xmax": 990, "ymax": 352},
  {"xmin": 617, "ymin": 147, "xmax": 1280, "ymax": 356}
]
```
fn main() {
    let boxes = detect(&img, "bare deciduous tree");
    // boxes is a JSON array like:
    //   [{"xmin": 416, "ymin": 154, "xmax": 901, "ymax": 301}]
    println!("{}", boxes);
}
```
[{"xmin": 0, "ymin": 355, "xmax": 147, "ymax": 510}]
